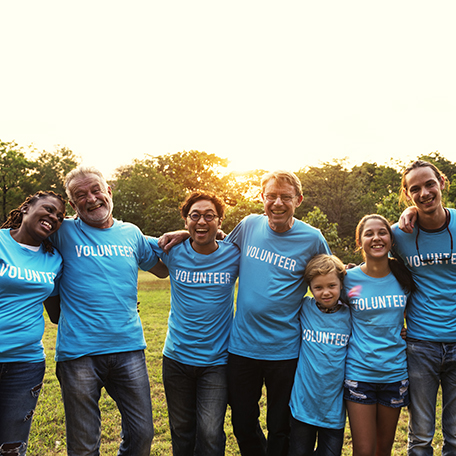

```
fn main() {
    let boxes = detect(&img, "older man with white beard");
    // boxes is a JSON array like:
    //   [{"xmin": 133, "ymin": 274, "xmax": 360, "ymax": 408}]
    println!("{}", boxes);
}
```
[{"xmin": 45, "ymin": 165, "xmax": 168, "ymax": 456}]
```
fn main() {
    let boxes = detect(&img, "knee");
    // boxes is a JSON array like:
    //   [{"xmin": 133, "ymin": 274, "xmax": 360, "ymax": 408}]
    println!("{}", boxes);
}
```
[{"xmin": 0, "ymin": 442, "xmax": 26, "ymax": 456}]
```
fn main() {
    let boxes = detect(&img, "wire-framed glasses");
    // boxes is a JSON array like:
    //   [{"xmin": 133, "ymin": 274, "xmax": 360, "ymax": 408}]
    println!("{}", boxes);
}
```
[{"xmin": 264, "ymin": 194, "xmax": 297, "ymax": 203}]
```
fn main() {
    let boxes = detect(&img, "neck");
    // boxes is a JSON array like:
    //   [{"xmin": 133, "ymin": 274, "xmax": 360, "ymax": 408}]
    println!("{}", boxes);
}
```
[
  {"xmin": 10, "ymin": 228, "xmax": 41, "ymax": 247},
  {"xmin": 190, "ymin": 239, "xmax": 218, "ymax": 255},
  {"xmin": 361, "ymin": 257, "xmax": 390, "ymax": 278},
  {"xmin": 418, "ymin": 206, "xmax": 447, "ymax": 230}
]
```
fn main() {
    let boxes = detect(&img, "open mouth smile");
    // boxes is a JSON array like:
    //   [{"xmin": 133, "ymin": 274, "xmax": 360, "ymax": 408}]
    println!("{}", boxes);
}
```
[{"xmin": 40, "ymin": 220, "xmax": 54, "ymax": 231}]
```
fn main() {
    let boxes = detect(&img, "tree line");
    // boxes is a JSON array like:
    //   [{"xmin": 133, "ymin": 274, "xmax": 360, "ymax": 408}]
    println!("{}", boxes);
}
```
[{"xmin": 2, "ymin": 139, "xmax": 455, "ymax": 263}]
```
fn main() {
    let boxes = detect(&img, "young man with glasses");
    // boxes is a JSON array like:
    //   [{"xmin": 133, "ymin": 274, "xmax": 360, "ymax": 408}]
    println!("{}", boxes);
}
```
[
  {"xmin": 393, "ymin": 160, "xmax": 456, "ymax": 455},
  {"xmin": 149, "ymin": 191, "xmax": 240, "ymax": 456}
]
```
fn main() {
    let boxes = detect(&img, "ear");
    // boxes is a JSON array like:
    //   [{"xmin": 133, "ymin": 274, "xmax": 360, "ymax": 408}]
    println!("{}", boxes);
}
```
[
  {"xmin": 69, "ymin": 200, "xmax": 77, "ymax": 211},
  {"xmin": 439, "ymin": 176, "xmax": 445, "ymax": 190},
  {"xmin": 403, "ymin": 188, "xmax": 412, "ymax": 202},
  {"xmin": 296, "ymin": 195, "xmax": 303, "ymax": 207},
  {"xmin": 107, "ymin": 185, "xmax": 113, "ymax": 197}
]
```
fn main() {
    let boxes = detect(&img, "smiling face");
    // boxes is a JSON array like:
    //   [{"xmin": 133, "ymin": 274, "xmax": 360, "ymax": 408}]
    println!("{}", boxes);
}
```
[
  {"xmin": 69, "ymin": 174, "xmax": 113, "ymax": 228},
  {"xmin": 358, "ymin": 217, "xmax": 392, "ymax": 262},
  {"xmin": 18, "ymin": 196, "xmax": 65, "ymax": 246},
  {"xmin": 261, "ymin": 180, "xmax": 303, "ymax": 233},
  {"xmin": 310, "ymin": 271, "xmax": 342, "ymax": 309},
  {"xmin": 185, "ymin": 199, "xmax": 222, "ymax": 254},
  {"xmin": 404, "ymin": 166, "xmax": 445, "ymax": 217}
]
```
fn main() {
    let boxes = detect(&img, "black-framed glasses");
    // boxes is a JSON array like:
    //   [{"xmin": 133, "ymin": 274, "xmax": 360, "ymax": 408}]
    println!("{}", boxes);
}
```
[
  {"xmin": 187, "ymin": 212, "xmax": 219, "ymax": 222},
  {"xmin": 415, "ymin": 208, "xmax": 453, "ymax": 265},
  {"xmin": 264, "ymin": 194, "xmax": 297, "ymax": 203}
]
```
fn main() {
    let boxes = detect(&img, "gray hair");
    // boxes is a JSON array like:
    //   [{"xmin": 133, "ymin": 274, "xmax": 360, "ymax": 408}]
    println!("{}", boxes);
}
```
[{"xmin": 64, "ymin": 165, "xmax": 107, "ymax": 203}]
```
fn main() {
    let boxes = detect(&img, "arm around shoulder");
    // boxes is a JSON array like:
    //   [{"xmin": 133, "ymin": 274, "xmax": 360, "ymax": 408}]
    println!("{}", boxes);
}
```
[
  {"xmin": 148, "ymin": 258, "xmax": 169, "ymax": 278},
  {"xmin": 158, "ymin": 230, "xmax": 190, "ymax": 253}
]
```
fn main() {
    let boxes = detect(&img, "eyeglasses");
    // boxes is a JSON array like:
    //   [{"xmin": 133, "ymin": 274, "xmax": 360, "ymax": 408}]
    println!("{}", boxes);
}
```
[
  {"xmin": 187, "ymin": 212, "xmax": 219, "ymax": 222},
  {"xmin": 415, "ymin": 208, "xmax": 453, "ymax": 265},
  {"xmin": 264, "ymin": 194, "xmax": 297, "ymax": 203}
]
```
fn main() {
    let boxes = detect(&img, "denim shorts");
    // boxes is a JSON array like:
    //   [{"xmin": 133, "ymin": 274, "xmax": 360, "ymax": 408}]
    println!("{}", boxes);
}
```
[{"xmin": 343, "ymin": 379, "xmax": 410, "ymax": 408}]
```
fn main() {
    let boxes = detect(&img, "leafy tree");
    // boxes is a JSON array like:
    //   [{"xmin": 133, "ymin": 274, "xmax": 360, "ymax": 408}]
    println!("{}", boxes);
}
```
[
  {"xmin": 303, "ymin": 206, "xmax": 341, "ymax": 252},
  {"xmin": 222, "ymin": 199, "xmax": 264, "ymax": 234},
  {"xmin": 297, "ymin": 159, "xmax": 363, "ymax": 239},
  {"xmin": 111, "ymin": 160, "xmax": 185, "ymax": 236},
  {"xmin": 418, "ymin": 151, "xmax": 456, "ymax": 182},
  {"xmin": 351, "ymin": 162, "xmax": 402, "ymax": 216},
  {"xmin": 376, "ymin": 192, "xmax": 407, "ymax": 224},
  {"xmin": 0, "ymin": 141, "xmax": 36, "ymax": 223},
  {"xmin": 32, "ymin": 146, "xmax": 80, "ymax": 196}
]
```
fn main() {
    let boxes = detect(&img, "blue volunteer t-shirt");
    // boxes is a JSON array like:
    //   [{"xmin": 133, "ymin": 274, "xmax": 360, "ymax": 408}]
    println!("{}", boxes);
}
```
[
  {"xmin": 392, "ymin": 209, "xmax": 456, "ymax": 342},
  {"xmin": 51, "ymin": 218, "xmax": 158, "ymax": 362},
  {"xmin": 226, "ymin": 214, "xmax": 331, "ymax": 360},
  {"xmin": 0, "ymin": 229, "xmax": 63, "ymax": 362},
  {"xmin": 289, "ymin": 297, "xmax": 351, "ymax": 429},
  {"xmin": 150, "ymin": 237, "xmax": 240, "ymax": 366},
  {"xmin": 345, "ymin": 266, "xmax": 408, "ymax": 382}
]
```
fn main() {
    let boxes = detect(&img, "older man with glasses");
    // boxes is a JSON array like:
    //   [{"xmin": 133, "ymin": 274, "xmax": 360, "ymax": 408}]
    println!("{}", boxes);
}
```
[{"xmin": 160, "ymin": 170, "xmax": 330, "ymax": 456}]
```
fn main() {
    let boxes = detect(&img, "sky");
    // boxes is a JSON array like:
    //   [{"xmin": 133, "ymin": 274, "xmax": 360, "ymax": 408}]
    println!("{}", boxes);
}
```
[{"xmin": 1, "ymin": 1, "xmax": 455, "ymax": 179}]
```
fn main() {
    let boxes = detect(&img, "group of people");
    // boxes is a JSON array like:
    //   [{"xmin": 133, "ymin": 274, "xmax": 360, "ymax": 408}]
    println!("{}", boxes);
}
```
[{"xmin": 0, "ymin": 160, "xmax": 454, "ymax": 456}]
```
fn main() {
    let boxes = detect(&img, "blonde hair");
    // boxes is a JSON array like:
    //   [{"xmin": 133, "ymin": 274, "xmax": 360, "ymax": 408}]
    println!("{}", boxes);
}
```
[
  {"xmin": 304, "ymin": 254, "xmax": 346, "ymax": 286},
  {"xmin": 261, "ymin": 170, "xmax": 302, "ymax": 196}
]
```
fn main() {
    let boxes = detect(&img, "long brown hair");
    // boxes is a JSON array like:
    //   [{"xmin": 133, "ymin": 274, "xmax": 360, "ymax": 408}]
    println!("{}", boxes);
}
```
[{"xmin": 356, "ymin": 214, "xmax": 416, "ymax": 294}]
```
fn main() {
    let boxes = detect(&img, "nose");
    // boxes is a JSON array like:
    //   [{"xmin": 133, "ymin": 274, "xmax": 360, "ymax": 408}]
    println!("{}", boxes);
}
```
[
  {"xmin": 86, "ymin": 192, "xmax": 98, "ymax": 203},
  {"xmin": 420, "ymin": 187, "xmax": 429, "ymax": 198}
]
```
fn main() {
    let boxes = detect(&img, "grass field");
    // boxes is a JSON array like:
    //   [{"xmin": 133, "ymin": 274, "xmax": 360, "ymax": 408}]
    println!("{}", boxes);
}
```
[{"xmin": 28, "ymin": 271, "xmax": 443, "ymax": 455}]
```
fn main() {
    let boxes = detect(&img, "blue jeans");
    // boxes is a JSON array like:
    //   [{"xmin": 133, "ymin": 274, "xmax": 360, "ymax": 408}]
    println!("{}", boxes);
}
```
[
  {"xmin": 227, "ymin": 353, "xmax": 298, "ymax": 456},
  {"xmin": 407, "ymin": 339, "xmax": 456, "ymax": 456},
  {"xmin": 56, "ymin": 350, "xmax": 153, "ymax": 456},
  {"xmin": 162, "ymin": 356, "xmax": 228, "ymax": 456},
  {"xmin": 288, "ymin": 417, "xmax": 344, "ymax": 456},
  {"xmin": 0, "ymin": 361, "xmax": 45, "ymax": 456}
]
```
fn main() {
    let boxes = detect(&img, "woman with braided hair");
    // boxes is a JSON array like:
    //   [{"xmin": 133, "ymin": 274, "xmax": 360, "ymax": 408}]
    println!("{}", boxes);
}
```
[{"xmin": 0, "ymin": 191, "xmax": 65, "ymax": 456}]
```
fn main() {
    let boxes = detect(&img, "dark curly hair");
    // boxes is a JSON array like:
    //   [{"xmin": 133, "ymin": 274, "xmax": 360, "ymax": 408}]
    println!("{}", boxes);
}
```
[
  {"xmin": 180, "ymin": 191, "xmax": 225, "ymax": 220},
  {"xmin": 2, "ymin": 191, "xmax": 66, "ymax": 254}
]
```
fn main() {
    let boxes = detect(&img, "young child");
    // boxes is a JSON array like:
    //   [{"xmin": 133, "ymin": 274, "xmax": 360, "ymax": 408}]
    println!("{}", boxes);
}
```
[{"xmin": 288, "ymin": 254, "xmax": 351, "ymax": 456}]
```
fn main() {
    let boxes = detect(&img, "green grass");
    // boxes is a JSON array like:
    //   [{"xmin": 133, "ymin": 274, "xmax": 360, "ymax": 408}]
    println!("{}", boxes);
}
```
[{"xmin": 28, "ymin": 271, "xmax": 443, "ymax": 455}]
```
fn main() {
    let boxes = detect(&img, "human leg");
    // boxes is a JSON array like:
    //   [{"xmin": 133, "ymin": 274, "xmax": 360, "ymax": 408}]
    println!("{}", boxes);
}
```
[
  {"xmin": 345, "ymin": 401, "xmax": 377, "ymax": 456},
  {"xmin": 441, "ymin": 342, "xmax": 456, "ymax": 456},
  {"xmin": 263, "ymin": 358, "xmax": 298, "ymax": 456},
  {"xmin": 104, "ymin": 350, "xmax": 154, "ymax": 456},
  {"xmin": 375, "ymin": 404, "xmax": 401, "ymax": 456},
  {"xmin": 406, "ymin": 340, "xmax": 441, "ymax": 456},
  {"xmin": 228, "ymin": 354, "xmax": 267, "ymax": 456},
  {"xmin": 194, "ymin": 364, "xmax": 228, "ymax": 456},
  {"xmin": 315, "ymin": 427, "xmax": 344, "ymax": 456},
  {"xmin": 162, "ymin": 356, "xmax": 198, "ymax": 455},
  {"xmin": 288, "ymin": 417, "xmax": 318, "ymax": 456},
  {"xmin": 56, "ymin": 357, "xmax": 105, "ymax": 456},
  {"xmin": 0, "ymin": 361, "xmax": 45, "ymax": 456}
]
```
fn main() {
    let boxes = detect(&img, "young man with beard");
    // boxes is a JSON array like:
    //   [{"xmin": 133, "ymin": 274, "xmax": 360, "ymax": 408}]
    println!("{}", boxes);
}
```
[{"xmin": 45, "ymin": 165, "xmax": 168, "ymax": 456}]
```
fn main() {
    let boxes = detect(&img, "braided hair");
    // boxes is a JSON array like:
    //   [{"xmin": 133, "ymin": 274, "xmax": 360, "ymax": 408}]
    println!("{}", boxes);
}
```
[{"xmin": 2, "ymin": 191, "xmax": 66, "ymax": 254}]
